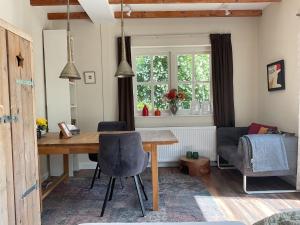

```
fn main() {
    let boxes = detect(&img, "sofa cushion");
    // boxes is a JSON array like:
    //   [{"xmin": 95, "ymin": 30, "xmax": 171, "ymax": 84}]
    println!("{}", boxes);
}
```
[
  {"xmin": 218, "ymin": 145, "xmax": 238, "ymax": 162},
  {"xmin": 248, "ymin": 123, "xmax": 277, "ymax": 134},
  {"xmin": 217, "ymin": 127, "xmax": 248, "ymax": 147}
]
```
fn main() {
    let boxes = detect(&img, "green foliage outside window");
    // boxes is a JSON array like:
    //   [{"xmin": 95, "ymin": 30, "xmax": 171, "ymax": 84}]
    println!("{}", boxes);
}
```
[
  {"xmin": 136, "ymin": 55, "xmax": 169, "ymax": 111},
  {"xmin": 135, "ymin": 52, "xmax": 211, "ymax": 111},
  {"xmin": 177, "ymin": 54, "xmax": 210, "ymax": 109}
]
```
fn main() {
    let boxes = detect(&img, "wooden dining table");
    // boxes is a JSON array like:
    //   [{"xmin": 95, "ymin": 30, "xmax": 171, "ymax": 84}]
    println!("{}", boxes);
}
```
[{"xmin": 37, "ymin": 130, "xmax": 178, "ymax": 211}]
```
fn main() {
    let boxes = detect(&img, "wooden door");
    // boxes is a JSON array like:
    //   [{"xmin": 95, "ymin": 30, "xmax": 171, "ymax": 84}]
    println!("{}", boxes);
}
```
[
  {"xmin": 7, "ymin": 31, "xmax": 41, "ymax": 225},
  {"xmin": 0, "ymin": 26, "xmax": 15, "ymax": 225}
]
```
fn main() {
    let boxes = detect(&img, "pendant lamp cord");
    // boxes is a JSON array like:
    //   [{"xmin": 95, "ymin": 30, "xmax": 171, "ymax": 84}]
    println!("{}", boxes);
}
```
[
  {"xmin": 66, "ymin": 0, "xmax": 72, "ymax": 62},
  {"xmin": 121, "ymin": 0, "xmax": 127, "ymax": 61}
]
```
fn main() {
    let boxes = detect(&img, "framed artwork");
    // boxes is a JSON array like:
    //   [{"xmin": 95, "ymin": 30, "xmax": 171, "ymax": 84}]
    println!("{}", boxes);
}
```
[
  {"xmin": 58, "ymin": 122, "xmax": 72, "ymax": 139},
  {"xmin": 83, "ymin": 71, "xmax": 96, "ymax": 84},
  {"xmin": 267, "ymin": 60, "xmax": 285, "ymax": 91}
]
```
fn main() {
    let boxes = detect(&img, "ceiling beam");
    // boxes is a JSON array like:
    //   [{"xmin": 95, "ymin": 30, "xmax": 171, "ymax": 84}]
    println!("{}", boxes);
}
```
[
  {"xmin": 48, "ymin": 9, "xmax": 262, "ymax": 20},
  {"xmin": 48, "ymin": 12, "xmax": 90, "ymax": 20},
  {"xmin": 30, "ymin": 0, "xmax": 79, "ymax": 6},
  {"xmin": 109, "ymin": 0, "xmax": 280, "ymax": 4},
  {"xmin": 114, "ymin": 10, "xmax": 262, "ymax": 18}
]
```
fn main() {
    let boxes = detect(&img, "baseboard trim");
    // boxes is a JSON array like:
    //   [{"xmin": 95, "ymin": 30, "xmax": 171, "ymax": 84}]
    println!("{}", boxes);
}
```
[
  {"xmin": 78, "ymin": 160, "xmax": 217, "ymax": 171},
  {"xmin": 79, "ymin": 162, "xmax": 97, "ymax": 170}
]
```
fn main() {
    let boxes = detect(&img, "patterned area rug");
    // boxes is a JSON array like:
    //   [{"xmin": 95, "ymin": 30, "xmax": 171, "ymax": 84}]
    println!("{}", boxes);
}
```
[{"xmin": 42, "ymin": 168, "xmax": 224, "ymax": 225}]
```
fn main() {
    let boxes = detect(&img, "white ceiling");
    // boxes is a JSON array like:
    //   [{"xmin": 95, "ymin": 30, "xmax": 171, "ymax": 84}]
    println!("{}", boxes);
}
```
[
  {"xmin": 36, "ymin": 5, "xmax": 84, "ymax": 13},
  {"xmin": 111, "ymin": 3, "xmax": 271, "ymax": 12}
]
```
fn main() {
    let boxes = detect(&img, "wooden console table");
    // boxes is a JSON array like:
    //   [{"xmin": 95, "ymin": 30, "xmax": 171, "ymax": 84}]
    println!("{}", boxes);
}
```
[{"xmin": 38, "ymin": 130, "xmax": 178, "ymax": 211}]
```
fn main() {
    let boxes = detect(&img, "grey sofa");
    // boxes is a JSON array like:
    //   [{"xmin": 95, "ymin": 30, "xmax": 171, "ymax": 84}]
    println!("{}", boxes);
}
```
[{"xmin": 217, "ymin": 127, "xmax": 298, "ymax": 194}]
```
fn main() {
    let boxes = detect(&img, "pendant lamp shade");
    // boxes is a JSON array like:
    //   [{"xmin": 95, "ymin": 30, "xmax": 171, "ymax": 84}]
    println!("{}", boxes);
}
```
[
  {"xmin": 115, "ymin": 58, "xmax": 135, "ymax": 78},
  {"xmin": 115, "ymin": 0, "xmax": 135, "ymax": 78},
  {"xmin": 60, "ymin": 61, "xmax": 81, "ymax": 80},
  {"xmin": 59, "ymin": 0, "xmax": 81, "ymax": 80}
]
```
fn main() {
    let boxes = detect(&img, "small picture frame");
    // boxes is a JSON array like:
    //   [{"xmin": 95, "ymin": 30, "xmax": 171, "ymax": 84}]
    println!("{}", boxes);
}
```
[
  {"xmin": 58, "ymin": 122, "xmax": 72, "ymax": 139},
  {"xmin": 83, "ymin": 71, "xmax": 96, "ymax": 84},
  {"xmin": 267, "ymin": 60, "xmax": 285, "ymax": 91}
]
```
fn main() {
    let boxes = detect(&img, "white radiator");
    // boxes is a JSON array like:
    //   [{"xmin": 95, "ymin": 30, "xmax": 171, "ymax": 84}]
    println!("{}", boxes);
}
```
[{"xmin": 137, "ymin": 126, "xmax": 216, "ymax": 162}]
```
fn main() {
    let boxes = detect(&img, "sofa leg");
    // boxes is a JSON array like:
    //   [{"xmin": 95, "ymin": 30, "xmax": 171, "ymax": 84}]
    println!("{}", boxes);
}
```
[
  {"xmin": 243, "ymin": 175, "xmax": 298, "ymax": 194},
  {"xmin": 217, "ymin": 155, "xmax": 235, "ymax": 170}
]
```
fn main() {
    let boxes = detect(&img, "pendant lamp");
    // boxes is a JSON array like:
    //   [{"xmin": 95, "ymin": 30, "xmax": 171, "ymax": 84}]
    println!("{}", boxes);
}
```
[
  {"xmin": 60, "ymin": 0, "xmax": 81, "ymax": 80},
  {"xmin": 115, "ymin": 0, "xmax": 135, "ymax": 78}
]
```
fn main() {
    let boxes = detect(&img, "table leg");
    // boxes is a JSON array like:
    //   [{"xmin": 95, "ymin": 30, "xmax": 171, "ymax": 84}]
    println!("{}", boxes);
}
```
[
  {"xmin": 38, "ymin": 155, "xmax": 43, "ymax": 212},
  {"xmin": 151, "ymin": 144, "xmax": 159, "ymax": 211},
  {"xmin": 63, "ymin": 154, "xmax": 69, "ymax": 181},
  {"xmin": 41, "ymin": 154, "xmax": 70, "ymax": 200}
]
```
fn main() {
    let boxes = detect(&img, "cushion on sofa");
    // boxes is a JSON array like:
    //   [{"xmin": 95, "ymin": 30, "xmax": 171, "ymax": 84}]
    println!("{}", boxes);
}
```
[
  {"xmin": 217, "ymin": 145, "xmax": 238, "ymax": 162},
  {"xmin": 248, "ymin": 123, "xmax": 277, "ymax": 134}
]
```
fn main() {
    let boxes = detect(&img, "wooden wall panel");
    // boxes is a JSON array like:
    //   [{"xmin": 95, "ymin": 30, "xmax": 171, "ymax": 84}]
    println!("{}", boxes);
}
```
[
  {"xmin": 7, "ymin": 31, "xmax": 41, "ymax": 225},
  {"xmin": 7, "ymin": 31, "xmax": 28, "ymax": 225},
  {"xmin": 0, "ymin": 21, "xmax": 40, "ymax": 225},
  {"xmin": 19, "ymin": 37, "xmax": 41, "ymax": 225},
  {"xmin": 0, "ymin": 26, "xmax": 15, "ymax": 225}
]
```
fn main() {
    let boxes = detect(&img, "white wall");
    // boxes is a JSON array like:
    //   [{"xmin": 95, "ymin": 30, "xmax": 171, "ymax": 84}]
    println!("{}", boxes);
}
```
[
  {"xmin": 50, "ymin": 18, "xmax": 259, "ymax": 169},
  {"xmin": 257, "ymin": 0, "xmax": 300, "ymax": 134},
  {"xmin": 0, "ymin": 0, "xmax": 50, "ymax": 179},
  {"xmin": 101, "ymin": 18, "xmax": 259, "ymax": 128},
  {"xmin": 50, "ymin": 22, "xmax": 104, "ymax": 132},
  {"xmin": 52, "ymin": 18, "xmax": 259, "ymax": 130}
]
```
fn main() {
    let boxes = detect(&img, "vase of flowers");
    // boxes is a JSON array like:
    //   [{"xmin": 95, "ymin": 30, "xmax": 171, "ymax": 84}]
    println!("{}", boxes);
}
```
[
  {"xmin": 36, "ymin": 118, "xmax": 48, "ymax": 139},
  {"xmin": 163, "ymin": 89, "xmax": 185, "ymax": 115}
]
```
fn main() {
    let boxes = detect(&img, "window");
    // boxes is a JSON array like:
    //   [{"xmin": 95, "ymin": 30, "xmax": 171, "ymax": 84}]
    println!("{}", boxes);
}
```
[
  {"xmin": 135, "ymin": 54, "xmax": 169, "ymax": 111},
  {"xmin": 177, "ymin": 53, "xmax": 211, "ymax": 110},
  {"xmin": 133, "ymin": 47, "xmax": 211, "ymax": 115}
]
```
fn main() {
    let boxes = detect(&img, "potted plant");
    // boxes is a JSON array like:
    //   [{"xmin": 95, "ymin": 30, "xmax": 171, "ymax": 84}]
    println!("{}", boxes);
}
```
[
  {"xmin": 36, "ymin": 118, "xmax": 48, "ymax": 139},
  {"xmin": 163, "ymin": 89, "xmax": 185, "ymax": 115}
]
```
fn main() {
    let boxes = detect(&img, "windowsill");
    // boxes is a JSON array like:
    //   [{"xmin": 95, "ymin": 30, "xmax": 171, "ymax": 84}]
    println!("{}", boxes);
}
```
[{"xmin": 135, "ymin": 114, "xmax": 212, "ymax": 118}]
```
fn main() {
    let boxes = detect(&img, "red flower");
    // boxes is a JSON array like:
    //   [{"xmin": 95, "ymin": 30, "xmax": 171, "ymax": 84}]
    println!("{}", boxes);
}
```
[
  {"xmin": 166, "ymin": 89, "xmax": 176, "ymax": 100},
  {"xmin": 177, "ymin": 92, "xmax": 185, "ymax": 100},
  {"xmin": 164, "ymin": 89, "xmax": 185, "ymax": 103}
]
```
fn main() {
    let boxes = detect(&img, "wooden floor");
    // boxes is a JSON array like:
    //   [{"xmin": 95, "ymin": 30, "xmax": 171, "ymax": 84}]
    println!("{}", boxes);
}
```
[{"xmin": 200, "ymin": 167, "xmax": 300, "ymax": 225}]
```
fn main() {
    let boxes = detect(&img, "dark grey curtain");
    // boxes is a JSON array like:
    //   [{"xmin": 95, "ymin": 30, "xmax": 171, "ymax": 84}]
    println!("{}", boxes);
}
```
[
  {"xmin": 210, "ymin": 34, "xmax": 235, "ymax": 127},
  {"xmin": 117, "ymin": 36, "xmax": 135, "ymax": 131}
]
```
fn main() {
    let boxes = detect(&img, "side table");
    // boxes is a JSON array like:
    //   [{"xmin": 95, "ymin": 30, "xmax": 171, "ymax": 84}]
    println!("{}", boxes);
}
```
[{"xmin": 180, "ymin": 156, "xmax": 210, "ymax": 176}]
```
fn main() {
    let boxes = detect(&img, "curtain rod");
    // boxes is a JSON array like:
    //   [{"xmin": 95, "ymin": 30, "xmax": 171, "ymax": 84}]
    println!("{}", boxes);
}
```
[{"xmin": 131, "ymin": 33, "xmax": 210, "ymax": 38}]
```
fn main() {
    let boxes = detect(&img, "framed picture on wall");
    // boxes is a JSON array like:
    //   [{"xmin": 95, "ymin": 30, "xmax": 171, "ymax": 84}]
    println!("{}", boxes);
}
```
[
  {"xmin": 83, "ymin": 71, "xmax": 96, "ymax": 84},
  {"xmin": 267, "ymin": 60, "xmax": 285, "ymax": 91}
]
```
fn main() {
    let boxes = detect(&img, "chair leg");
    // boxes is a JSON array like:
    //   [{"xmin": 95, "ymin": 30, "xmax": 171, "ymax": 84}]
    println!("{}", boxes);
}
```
[
  {"xmin": 138, "ymin": 174, "xmax": 148, "ymax": 201},
  {"xmin": 109, "ymin": 178, "xmax": 116, "ymax": 201},
  {"xmin": 133, "ymin": 176, "xmax": 146, "ymax": 217},
  {"xmin": 100, "ymin": 177, "xmax": 113, "ymax": 217},
  {"xmin": 119, "ymin": 178, "xmax": 124, "ymax": 189},
  {"xmin": 97, "ymin": 167, "xmax": 101, "ymax": 179},
  {"xmin": 90, "ymin": 163, "xmax": 99, "ymax": 189}
]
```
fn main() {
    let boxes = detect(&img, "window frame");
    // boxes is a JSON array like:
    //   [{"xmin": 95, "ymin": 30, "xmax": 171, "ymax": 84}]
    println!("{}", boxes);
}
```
[
  {"xmin": 132, "ymin": 46, "xmax": 212, "ymax": 116},
  {"xmin": 172, "ymin": 48, "xmax": 212, "ymax": 114},
  {"xmin": 132, "ymin": 48, "xmax": 171, "ymax": 115}
]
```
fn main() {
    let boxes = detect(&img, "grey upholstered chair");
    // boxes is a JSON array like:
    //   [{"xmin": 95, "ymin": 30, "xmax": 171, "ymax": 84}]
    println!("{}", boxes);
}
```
[
  {"xmin": 99, "ymin": 132, "xmax": 149, "ymax": 217},
  {"xmin": 89, "ymin": 121, "xmax": 127, "ymax": 189}
]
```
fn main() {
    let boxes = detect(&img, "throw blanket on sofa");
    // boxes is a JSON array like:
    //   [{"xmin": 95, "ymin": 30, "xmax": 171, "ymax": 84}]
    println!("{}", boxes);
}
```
[{"xmin": 243, "ymin": 134, "xmax": 289, "ymax": 172}]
